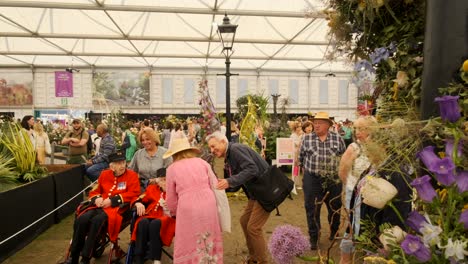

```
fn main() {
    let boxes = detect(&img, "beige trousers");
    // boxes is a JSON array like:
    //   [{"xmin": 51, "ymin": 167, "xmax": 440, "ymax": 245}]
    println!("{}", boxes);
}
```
[{"xmin": 239, "ymin": 200, "xmax": 270, "ymax": 264}]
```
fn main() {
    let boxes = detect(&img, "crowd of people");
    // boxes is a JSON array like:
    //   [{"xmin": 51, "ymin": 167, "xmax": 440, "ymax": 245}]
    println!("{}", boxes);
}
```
[{"xmin": 17, "ymin": 111, "xmax": 414, "ymax": 264}]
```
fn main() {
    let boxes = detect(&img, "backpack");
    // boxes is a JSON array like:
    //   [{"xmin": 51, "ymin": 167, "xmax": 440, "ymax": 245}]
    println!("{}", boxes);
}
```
[{"xmin": 246, "ymin": 165, "xmax": 294, "ymax": 213}]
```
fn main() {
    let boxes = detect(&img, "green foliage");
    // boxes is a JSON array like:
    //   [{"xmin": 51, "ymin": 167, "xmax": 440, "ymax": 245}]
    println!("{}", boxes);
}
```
[
  {"xmin": 326, "ymin": 0, "xmax": 425, "ymax": 116},
  {"xmin": 235, "ymin": 94, "xmax": 269, "ymax": 122},
  {"xmin": 0, "ymin": 122, "xmax": 48, "ymax": 186}
]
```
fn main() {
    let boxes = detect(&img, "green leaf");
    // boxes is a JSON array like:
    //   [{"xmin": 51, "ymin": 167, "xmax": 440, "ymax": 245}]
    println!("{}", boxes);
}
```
[{"xmin": 387, "ymin": 58, "xmax": 396, "ymax": 69}]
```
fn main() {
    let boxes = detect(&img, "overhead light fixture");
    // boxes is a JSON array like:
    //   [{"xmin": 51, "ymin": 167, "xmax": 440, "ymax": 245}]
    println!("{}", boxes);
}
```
[
  {"xmin": 325, "ymin": 72, "xmax": 336, "ymax": 77},
  {"xmin": 65, "ymin": 68, "xmax": 80, "ymax": 73}
]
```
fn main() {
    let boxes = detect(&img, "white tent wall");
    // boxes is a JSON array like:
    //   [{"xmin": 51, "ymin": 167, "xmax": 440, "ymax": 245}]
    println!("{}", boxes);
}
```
[{"xmin": 0, "ymin": 68, "xmax": 357, "ymax": 121}]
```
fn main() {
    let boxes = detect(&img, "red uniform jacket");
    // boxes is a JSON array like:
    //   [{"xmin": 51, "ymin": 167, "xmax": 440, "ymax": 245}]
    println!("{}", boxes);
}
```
[
  {"xmin": 131, "ymin": 184, "xmax": 176, "ymax": 246},
  {"xmin": 85, "ymin": 169, "xmax": 140, "ymax": 242}
]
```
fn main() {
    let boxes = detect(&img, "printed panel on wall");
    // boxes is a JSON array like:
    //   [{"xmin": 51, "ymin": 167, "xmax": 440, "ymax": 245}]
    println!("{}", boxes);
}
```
[
  {"xmin": 0, "ymin": 72, "xmax": 33, "ymax": 106},
  {"xmin": 92, "ymin": 71, "xmax": 150, "ymax": 109}
]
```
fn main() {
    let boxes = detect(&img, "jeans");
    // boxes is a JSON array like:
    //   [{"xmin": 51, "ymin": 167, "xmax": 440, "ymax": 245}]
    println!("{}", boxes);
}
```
[
  {"xmin": 303, "ymin": 171, "xmax": 342, "ymax": 244},
  {"xmin": 85, "ymin": 162, "xmax": 109, "ymax": 182},
  {"xmin": 239, "ymin": 200, "xmax": 270, "ymax": 263}
]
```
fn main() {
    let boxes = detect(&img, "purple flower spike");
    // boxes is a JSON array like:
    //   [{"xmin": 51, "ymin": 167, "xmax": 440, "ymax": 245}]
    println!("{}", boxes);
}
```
[
  {"xmin": 411, "ymin": 175, "xmax": 437, "ymax": 202},
  {"xmin": 416, "ymin": 146, "xmax": 439, "ymax": 171},
  {"xmin": 445, "ymin": 139, "xmax": 463, "ymax": 159},
  {"xmin": 431, "ymin": 157, "xmax": 456, "ymax": 186},
  {"xmin": 406, "ymin": 211, "xmax": 427, "ymax": 233},
  {"xmin": 460, "ymin": 210, "xmax": 468, "ymax": 229},
  {"xmin": 435, "ymin": 95, "xmax": 461, "ymax": 123},
  {"xmin": 455, "ymin": 171, "xmax": 468, "ymax": 192},
  {"xmin": 401, "ymin": 234, "xmax": 431, "ymax": 262}
]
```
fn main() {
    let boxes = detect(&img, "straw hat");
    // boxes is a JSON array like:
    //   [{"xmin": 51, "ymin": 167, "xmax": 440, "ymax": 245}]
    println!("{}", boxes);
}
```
[
  {"xmin": 312, "ymin": 111, "xmax": 333, "ymax": 126},
  {"xmin": 162, "ymin": 137, "xmax": 200, "ymax": 159}
]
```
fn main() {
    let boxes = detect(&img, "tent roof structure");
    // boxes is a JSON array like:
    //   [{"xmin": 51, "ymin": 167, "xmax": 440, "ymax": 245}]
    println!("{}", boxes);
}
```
[{"xmin": 0, "ymin": 0, "xmax": 352, "ymax": 73}]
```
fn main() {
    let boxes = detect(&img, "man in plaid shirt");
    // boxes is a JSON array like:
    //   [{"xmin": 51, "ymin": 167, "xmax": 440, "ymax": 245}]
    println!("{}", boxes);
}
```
[
  {"xmin": 85, "ymin": 123, "xmax": 117, "ymax": 181},
  {"xmin": 299, "ymin": 112, "xmax": 346, "ymax": 250}
]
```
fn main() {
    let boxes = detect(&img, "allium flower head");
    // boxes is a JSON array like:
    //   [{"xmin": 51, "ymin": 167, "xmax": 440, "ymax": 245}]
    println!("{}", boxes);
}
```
[
  {"xmin": 411, "ymin": 175, "xmax": 437, "ymax": 202},
  {"xmin": 268, "ymin": 225, "xmax": 310, "ymax": 264},
  {"xmin": 401, "ymin": 234, "xmax": 431, "ymax": 262},
  {"xmin": 435, "ymin": 95, "xmax": 461, "ymax": 123}
]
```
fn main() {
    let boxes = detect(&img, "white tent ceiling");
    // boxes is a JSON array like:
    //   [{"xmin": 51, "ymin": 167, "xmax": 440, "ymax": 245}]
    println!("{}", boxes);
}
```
[{"xmin": 0, "ymin": 0, "xmax": 352, "ymax": 73}]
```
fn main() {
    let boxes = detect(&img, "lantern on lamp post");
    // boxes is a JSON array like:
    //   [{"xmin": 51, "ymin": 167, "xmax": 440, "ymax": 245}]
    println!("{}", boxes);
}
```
[{"xmin": 217, "ymin": 13, "xmax": 238, "ymax": 142}]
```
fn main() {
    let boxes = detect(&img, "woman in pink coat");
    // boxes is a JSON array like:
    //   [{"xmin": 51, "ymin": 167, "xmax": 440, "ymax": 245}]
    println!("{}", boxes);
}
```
[{"xmin": 164, "ymin": 137, "xmax": 223, "ymax": 263}]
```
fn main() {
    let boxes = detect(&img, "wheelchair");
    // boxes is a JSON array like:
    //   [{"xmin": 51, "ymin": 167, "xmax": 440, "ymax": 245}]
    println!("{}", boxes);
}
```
[
  {"xmin": 124, "ymin": 209, "xmax": 174, "ymax": 264},
  {"xmin": 60, "ymin": 200, "xmax": 133, "ymax": 264}
]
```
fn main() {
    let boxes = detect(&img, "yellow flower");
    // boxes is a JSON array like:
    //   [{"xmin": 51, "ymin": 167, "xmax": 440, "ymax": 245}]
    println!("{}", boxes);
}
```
[{"xmin": 463, "ymin": 60, "xmax": 468, "ymax": 72}]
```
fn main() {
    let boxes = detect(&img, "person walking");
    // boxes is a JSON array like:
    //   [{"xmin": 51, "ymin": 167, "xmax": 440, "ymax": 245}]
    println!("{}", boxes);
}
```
[
  {"xmin": 164, "ymin": 136, "xmax": 223, "ymax": 263},
  {"xmin": 298, "ymin": 112, "xmax": 346, "ymax": 250},
  {"xmin": 207, "ymin": 131, "xmax": 270, "ymax": 264}
]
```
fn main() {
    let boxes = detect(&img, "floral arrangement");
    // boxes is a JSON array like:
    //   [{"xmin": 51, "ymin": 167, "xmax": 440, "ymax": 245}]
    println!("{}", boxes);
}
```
[
  {"xmin": 197, "ymin": 79, "xmax": 221, "ymax": 143},
  {"xmin": 355, "ymin": 95, "xmax": 467, "ymax": 263},
  {"xmin": 44, "ymin": 122, "xmax": 69, "ymax": 145}
]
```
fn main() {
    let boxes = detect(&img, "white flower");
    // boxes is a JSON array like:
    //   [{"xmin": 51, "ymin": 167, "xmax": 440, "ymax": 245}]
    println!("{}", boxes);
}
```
[
  {"xmin": 420, "ymin": 222, "xmax": 442, "ymax": 246},
  {"xmin": 442, "ymin": 238, "xmax": 468, "ymax": 261},
  {"xmin": 379, "ymin": 225, "xmax": 407, "ymax": 250},
  {"xmin": 361, "ymin": 176, "xmax": 397, "ymax": 209}
]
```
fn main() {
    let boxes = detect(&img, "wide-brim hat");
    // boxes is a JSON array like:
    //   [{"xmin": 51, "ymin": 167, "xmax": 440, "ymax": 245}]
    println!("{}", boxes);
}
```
[
  {"xmin": 108, "ymin": 151, "xmax": 126, "ymax": 163},
  {"xmin": 312, "ymin": 111, "xmax": 333, "ymax": 126},
  {"xmin": 162, "ymin": 137, "xmax": 200, "ymax": 159}
]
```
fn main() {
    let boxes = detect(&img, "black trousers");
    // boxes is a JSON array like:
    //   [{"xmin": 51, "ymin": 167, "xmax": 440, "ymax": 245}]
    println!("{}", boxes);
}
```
[
  {"xmin": 303, "ymin": 171, "xmax": 342, "ymax": 244},
  {"xmin": 134, "ymin": 218, "xmax": 163, "ymax": 263},
  {"xmin": 70, "ymin": 208, "xmax": 108, "ymax": 262}
]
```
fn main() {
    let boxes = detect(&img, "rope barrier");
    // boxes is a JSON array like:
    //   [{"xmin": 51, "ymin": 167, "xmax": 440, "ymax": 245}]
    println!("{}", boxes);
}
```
[{"xmin": 0, "ymin": 179, "xmax": 97, "ymax": 246}]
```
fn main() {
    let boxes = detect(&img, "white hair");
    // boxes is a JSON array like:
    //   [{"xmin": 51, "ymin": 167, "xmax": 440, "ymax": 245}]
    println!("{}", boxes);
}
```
[{"xmin": 205, "ymin": 131, "xmax": 228, "ymax": 143}]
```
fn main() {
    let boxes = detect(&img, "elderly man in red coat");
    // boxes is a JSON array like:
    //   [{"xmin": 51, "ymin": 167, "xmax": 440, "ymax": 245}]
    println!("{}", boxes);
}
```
[{"xmin": 67, "ymin": 151, "xmax": 140, "ymax": 264}]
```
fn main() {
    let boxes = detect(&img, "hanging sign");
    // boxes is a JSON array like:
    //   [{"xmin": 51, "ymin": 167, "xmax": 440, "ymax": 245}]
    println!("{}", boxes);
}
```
[{"xmin": 55, "ymin": 71, "xmax": 73, "ymax": 97}]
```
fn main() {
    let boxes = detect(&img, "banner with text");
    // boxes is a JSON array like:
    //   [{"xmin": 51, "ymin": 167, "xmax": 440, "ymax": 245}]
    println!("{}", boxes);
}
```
[{"xmin": 55, "ymin": 71, "xmax": 73, "ymax": 97}]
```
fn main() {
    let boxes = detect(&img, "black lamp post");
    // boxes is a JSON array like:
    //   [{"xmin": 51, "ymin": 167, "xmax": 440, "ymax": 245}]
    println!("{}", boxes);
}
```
[{"xmin": 217, "ymin": 13, "xmax": 238, "ymax": 142}]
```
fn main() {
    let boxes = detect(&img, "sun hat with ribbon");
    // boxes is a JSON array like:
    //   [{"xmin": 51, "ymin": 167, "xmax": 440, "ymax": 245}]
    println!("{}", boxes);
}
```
[
  {"xmin": 312, "ymin": 111, "xmax": 334, "ymax": 126},
  {"xmin": 162, "ymin": 135, "xmax": 200, "ymax": 159}
]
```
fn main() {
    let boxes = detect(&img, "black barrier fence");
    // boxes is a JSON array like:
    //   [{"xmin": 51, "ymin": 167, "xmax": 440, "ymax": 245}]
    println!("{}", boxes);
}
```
[{"xmin": 0, "ymin": 164, "xmax": 84, "ymax": 262}]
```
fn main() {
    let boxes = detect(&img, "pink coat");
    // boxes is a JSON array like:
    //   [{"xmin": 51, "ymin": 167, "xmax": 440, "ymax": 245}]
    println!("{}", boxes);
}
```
[{"xmin": 166, "ymin": 157, "xmax": 223, "ymax": 263}]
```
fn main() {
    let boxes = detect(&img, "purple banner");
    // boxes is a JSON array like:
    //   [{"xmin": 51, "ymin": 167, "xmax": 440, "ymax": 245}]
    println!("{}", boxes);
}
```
[{"xmin": 55, "ymin": 71, "xmax": 73, "ymax": 97}]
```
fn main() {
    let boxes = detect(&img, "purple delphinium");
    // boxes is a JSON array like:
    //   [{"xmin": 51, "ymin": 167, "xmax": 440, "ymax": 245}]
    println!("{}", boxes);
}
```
[
  {"xmin": 460, "ymin": 210, "xmax": 468, "ymax": 230},
  {"xmin": 401, "ymin": 234, "xmax": 431, "ymax": 262},
  {"xmin": 411, "ymin": 175, "xmax": 437, "ymax": 202},
  {"xmin": 431, "ymin": 157, "xmax": 456, "ymax": 186},
  {"xmin": 354, "ymin": 59, "xmax": 375, "ymax": 73},
  {"xmin": 445, "ymin": 139, "xmax": 463, "ymax": 160},
  {"xmin": 268, "ymin": 225, "xmax": 310, "ymax": 264},
  {"xmin": 435, "ymin": 95, "xmax": 461, "ymax": 123},
  {"xmin": 406, "ymin": 211, "xmax": 427, "ymax": 233},
  {"xmin": 369, "ymin": 47, "xmax": 390, "ymax": 64},
  {"xmin": 455, "ymin": 170, "xmax": 468, "ymax": 193},
  {"xmin": 416, "ymin": 146, "xmax": 439, "ymax": 171}
]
